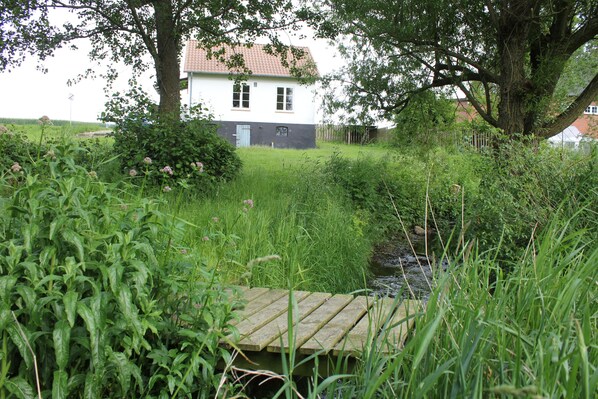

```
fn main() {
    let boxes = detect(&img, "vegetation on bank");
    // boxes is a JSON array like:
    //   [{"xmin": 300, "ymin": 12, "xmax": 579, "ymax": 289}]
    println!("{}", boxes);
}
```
[{"xmin": 0, "ymin": 129, "xmax": 596, "ymax": 397}]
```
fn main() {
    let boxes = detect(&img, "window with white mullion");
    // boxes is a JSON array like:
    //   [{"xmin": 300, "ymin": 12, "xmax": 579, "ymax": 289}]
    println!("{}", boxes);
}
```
[
  {"xmin": 276, "ymin": 87, "xmax": 293, "ymax": 111},
  {"xmin": 233, "ymin": 83, "xmax": 250, "ymax": 108}
]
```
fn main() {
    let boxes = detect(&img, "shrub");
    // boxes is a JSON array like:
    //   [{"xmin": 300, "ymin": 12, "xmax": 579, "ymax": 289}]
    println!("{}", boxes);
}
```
[
  {"xmin": 105, "ymin": 90, "xmax": 241, "ymax": 191},
  {"xmin": 0, "ymin": 141, "xmax": 238, "ymax": 398}
]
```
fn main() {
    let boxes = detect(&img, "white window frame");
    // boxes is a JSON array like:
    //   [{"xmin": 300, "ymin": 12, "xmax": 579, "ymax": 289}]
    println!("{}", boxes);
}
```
[
  {"xmin": 276, "ymin": 87, "xmax": 294, "ymax": 111},
  {"xmin": 233, "ymin": 83, "xmax": 250, "ymax": 109}
]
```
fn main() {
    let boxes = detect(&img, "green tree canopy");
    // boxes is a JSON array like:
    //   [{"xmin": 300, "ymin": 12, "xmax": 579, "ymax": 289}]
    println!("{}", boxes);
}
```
[
  {"xmin": 317, "ymin": 0, "xmax": 598, "ymax": 139},
  {"xmin": 1, "ymin": 0, "xmax": 313, "ymax": 118}
]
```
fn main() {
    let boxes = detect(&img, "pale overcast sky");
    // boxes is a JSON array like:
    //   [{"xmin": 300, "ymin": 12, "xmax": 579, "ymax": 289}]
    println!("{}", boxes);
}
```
[{"xmin": 0, "ymin": 26, "xmax": 340, "ymax": 123}]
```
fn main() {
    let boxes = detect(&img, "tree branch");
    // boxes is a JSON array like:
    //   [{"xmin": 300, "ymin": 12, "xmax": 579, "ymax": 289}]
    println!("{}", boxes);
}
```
[{"xmin": 539, "ymin": 72, "xmax": 598, "ymax": 138}]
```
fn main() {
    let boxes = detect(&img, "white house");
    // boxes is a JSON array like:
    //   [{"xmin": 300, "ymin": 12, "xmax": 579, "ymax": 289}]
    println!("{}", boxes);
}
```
[{"xmin": 183, "ymin": 42, "xmax": 319, "ymax": 148}]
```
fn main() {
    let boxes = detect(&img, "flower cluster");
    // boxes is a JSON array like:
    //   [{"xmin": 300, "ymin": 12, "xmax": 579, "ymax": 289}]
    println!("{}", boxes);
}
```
[
  {"xmin": 10, "ymin": 162, "xmax": 22, "ymax": 173},
  {"xmin": 242, "ymin": 199, "xmax": 254, "ymax": 213},
  {"xmin": 45, "ymin": 149, "xmax": 56, "ymax": 160},
  {"xmin": 163, "ymin": 186, "xmax": 172, "ymax": 193},
  {"xmin": 129, "ymin": 169, "xmax": 138, "ymax": 177},
  {"xmin": 143, "ymin": 157, "xmax": 152, "ymax": 165},
  {"xmin": 160, "ymin": 165, "xmax": 174, "ymax": 176},
  {"xmin": 38, "ymin": 115, "xmax": 52, "ymax": 126},
  {"xmin": 190, "ymin": 161, "xmax": 204, "ymax": 173}
]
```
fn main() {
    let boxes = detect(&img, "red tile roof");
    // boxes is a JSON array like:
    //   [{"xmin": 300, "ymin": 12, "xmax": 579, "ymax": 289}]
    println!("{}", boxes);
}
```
[{"xmin": 183, "ymin": 41, "xmax": 319, "ymax": 78}]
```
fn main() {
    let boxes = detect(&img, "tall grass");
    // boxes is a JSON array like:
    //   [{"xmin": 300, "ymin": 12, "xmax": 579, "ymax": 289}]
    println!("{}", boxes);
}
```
[
  {"xmin": 176, "ymin": 151, "xmax": 374, "ymax": 293},
  {"xmin": 259, "ymin": 207, "xmax": 596, "ymax": 398}
]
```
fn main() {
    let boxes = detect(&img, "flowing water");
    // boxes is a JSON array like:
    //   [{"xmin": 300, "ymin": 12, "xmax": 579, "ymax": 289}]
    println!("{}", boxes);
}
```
[{"xmin": 368, "ymin": 237, "xmax": 448, "ymax": 300}]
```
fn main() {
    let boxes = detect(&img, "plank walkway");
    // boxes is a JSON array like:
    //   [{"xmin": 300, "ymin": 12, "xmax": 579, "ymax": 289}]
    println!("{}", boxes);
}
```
[{"xmin": 222, "ymin": 287, "xmax": 422, "ymax": 375}]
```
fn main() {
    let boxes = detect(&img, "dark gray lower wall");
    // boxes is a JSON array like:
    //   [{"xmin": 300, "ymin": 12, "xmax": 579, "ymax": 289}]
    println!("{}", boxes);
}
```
[{"xmin": 217, "ymin": 121, "xmax": 316, "ymax": 149}]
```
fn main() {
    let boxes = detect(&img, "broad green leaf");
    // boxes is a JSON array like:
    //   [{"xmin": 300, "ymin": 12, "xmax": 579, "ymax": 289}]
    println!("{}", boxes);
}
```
[
  {"xmin": 0, "ymin": 304, "xmax": 11, "ymax": 331},
  {"xmin": 53, "ymin": 320, "xmax": 71, "ymax": 370},
  {"xmin": 77, "ymin": 302, "xmax": 101, "ymax": 369},
  {"xmin": 63, "ymin": 291, "xmax": 78, "ymax": 328},
  {"xmin": 61, "ymin": 229, "xmax": 85, "ymax": 262},
  {"xmin": 0, "ymin": 276, "xmax": 17, "ymax": 302},
  {"xmin": 49, "ymin": 216, "xmax": 67, "ymax": 241},
  {"xmin": 15, "ymin": 286, "xmax": 36, "ymax": 309},
  {"xmin": 52, "ymin": 370, "xmax": 69, "ymax": 399},
  {"xmin": 39, "ymin": 246, "xmax": 57, "ymax": 268},
  {"xmin": 7, "ymin": 324, "xmax": 33, "ymax": 369},
  {"xmin": 5, "ymin": 376, "xmax": 36, "ymax": 399},
  {"xmin": 83, "ymin": 372, "xmax": 100, "ymax": 399}
]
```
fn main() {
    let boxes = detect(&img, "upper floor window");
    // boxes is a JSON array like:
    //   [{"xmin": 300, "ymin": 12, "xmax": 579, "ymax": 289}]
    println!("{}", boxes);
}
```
[
  {"xmin": 276, "ymin": 87, "xmax": 293, "ymax": 111},
  {"xmin": 584, "ymin": 106, "xmax": 598, "ymax": 115},
  {"xmin": 233, "ymin": 83, "xmax": 250, "ymax": 108}
]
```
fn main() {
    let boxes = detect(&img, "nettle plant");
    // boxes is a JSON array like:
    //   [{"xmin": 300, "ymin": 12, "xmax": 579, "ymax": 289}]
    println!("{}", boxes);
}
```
[{"xmin": 0, "ymin": 141, "xmax": 240, "ymax": 398}]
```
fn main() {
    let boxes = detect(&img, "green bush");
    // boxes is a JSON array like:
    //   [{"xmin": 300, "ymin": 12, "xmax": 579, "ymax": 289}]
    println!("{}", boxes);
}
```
[
  {"xmin": 465, "ymin": 140, "xmax": 598, "ymax": 261},
  {"xmin": 0, "ymin": 141, "xmax": 238, "ymax": 398},
  {"xmin": 104, "ymin": 89, "xmax": 242, "ymax": 191}
]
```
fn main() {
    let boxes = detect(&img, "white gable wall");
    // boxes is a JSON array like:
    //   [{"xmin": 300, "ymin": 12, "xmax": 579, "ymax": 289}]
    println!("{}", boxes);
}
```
[{"xmin": 188, "ymin": 73, "xmax": 316, "ymax": 125}]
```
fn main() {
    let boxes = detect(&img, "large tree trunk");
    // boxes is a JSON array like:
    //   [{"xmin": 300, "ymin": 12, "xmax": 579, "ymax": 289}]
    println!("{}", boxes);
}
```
[
  {"xmin": 497, "ymin": 1, "xmax": 532, "ymax": 138},
  {"xmin": 154, "ymin": 1, "xmax": 181, "ymax": 119}
]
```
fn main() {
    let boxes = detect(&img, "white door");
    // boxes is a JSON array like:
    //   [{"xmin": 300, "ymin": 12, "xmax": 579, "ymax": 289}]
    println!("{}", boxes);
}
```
[{"xmin": 236, "ymin": 125, "xmax": 251, "ymax": 147}]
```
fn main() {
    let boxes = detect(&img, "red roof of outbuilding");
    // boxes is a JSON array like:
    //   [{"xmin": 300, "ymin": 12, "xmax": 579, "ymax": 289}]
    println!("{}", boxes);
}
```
[{"xmin": 183, "ymin": 41, "xmax": 319, "ymax": 78}]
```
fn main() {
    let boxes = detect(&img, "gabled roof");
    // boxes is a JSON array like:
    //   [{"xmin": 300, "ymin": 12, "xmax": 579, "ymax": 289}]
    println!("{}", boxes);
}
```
[{"xmin": 183, "ymin": 41, "xmax": 319, "ymax": 78}]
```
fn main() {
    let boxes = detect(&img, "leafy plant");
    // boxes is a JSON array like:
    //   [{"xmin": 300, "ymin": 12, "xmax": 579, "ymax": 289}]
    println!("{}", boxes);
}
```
[{"xmin": 0, "ymin": 140, "xmax": 239, "ymax": 398}]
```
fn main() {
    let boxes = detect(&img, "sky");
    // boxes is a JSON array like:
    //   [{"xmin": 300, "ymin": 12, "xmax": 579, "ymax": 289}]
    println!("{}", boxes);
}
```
[{"xmin": 0, "ymin": 25, "xmax": 341, "ymax": 123}]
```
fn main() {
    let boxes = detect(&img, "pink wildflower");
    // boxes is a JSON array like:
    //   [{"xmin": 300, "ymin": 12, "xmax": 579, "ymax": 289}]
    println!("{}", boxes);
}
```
[
  {"xmin": 202, "ymin": 236, "xmax": 210, "ymax": 242},
  {"xmin": 163, "ymin": 186, "xmax": 172, "ymax": 192},
  {"xmin": 129, "ymin": 169, "xmax": 137, "ymax": 177},
  {"xmin": 191, "ymin": 161, "xmax": 204, "ymax": 173},
  {"xmin": 243, "ymin": 199, "xmax": 254, "ymax": 208},
  {"xmin": 160, "ymin": 166, "xmax": 174, "ymax": 175},
  {"xmin": 143, "ymin": 157, "xmax": 152, "ymax": 165}
]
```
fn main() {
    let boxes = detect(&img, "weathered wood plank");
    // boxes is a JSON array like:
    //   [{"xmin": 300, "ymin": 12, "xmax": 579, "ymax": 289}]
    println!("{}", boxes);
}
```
[
  {"xmin": 332, "ymin": 297, "xmax": 399, "ymax": 356},
  {"xmin": 237, "ymin": 292, "xmax": 331, "ymax": 351},
  {"xmin": 234, "ymin": 291, "xmax": 311, "ymax": 340},
  {"xmin": 232, "ymin": 288, "xmax": 288, "ymax": 325},
  {"xmin": 299, "ymin": 296, "xmax": 372, "ymax": 355},
  {"xmin": 379, "ymin": 300, "xmax": 421, "ymax": 353},
  {"xmin": 242, "ymin": 287, "xmax": 271, "ymax": 302},
  {"xmin": 268, "ymin": 294, "xmax": 354, "ymax": 353}
]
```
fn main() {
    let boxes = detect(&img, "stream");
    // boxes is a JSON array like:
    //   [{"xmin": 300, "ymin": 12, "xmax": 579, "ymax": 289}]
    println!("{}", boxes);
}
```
[{"xmin": 368, "ymin": 237, "xmax": 448, "ymax": 300}]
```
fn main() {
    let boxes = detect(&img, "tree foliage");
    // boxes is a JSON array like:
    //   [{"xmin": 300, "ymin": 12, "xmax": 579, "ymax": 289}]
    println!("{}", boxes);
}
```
[
  {"xmin": 318, "ymin": 0, "xmax": 598, "ymax": 139},
  {"xmin": 1, "ymin": 0, "xmax": 313, "ymax": 118}
]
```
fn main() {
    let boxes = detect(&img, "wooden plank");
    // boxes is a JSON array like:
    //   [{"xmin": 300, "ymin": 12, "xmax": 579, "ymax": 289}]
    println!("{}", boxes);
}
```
[
  {"xmin": 233, "ymin": 291, "xmax": 311, "ymax": 340},
  {"xmin": 332, "ymin": 297, "xmax": 398, "ymax": 356},
  {"xmin": 379, "ymin": 300, "xmax": 421, "ymax": 353},
  {"xmin": 268, "ymin": 294, "xmax": 353, "ymax": 353},
  {"xmin": 242, "ymin": 287, "xmax": 271, "ymax": 302},
  {"xmin": 232, "ymin": 288, "xmax": 288, "ymax": 325},
  {"xmin": 237, "ymin": 292, "xmax": 331, "ymax": 351},
  {"xmin": 299, "ymin": 296, "xmax": 372, "ymax": 355}
]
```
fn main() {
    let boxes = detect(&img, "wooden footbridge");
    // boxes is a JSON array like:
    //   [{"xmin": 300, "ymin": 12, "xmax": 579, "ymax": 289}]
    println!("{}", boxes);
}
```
[{"xmin": 222, "ymin": 287, "xmax": 422, "ymax": 375}]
